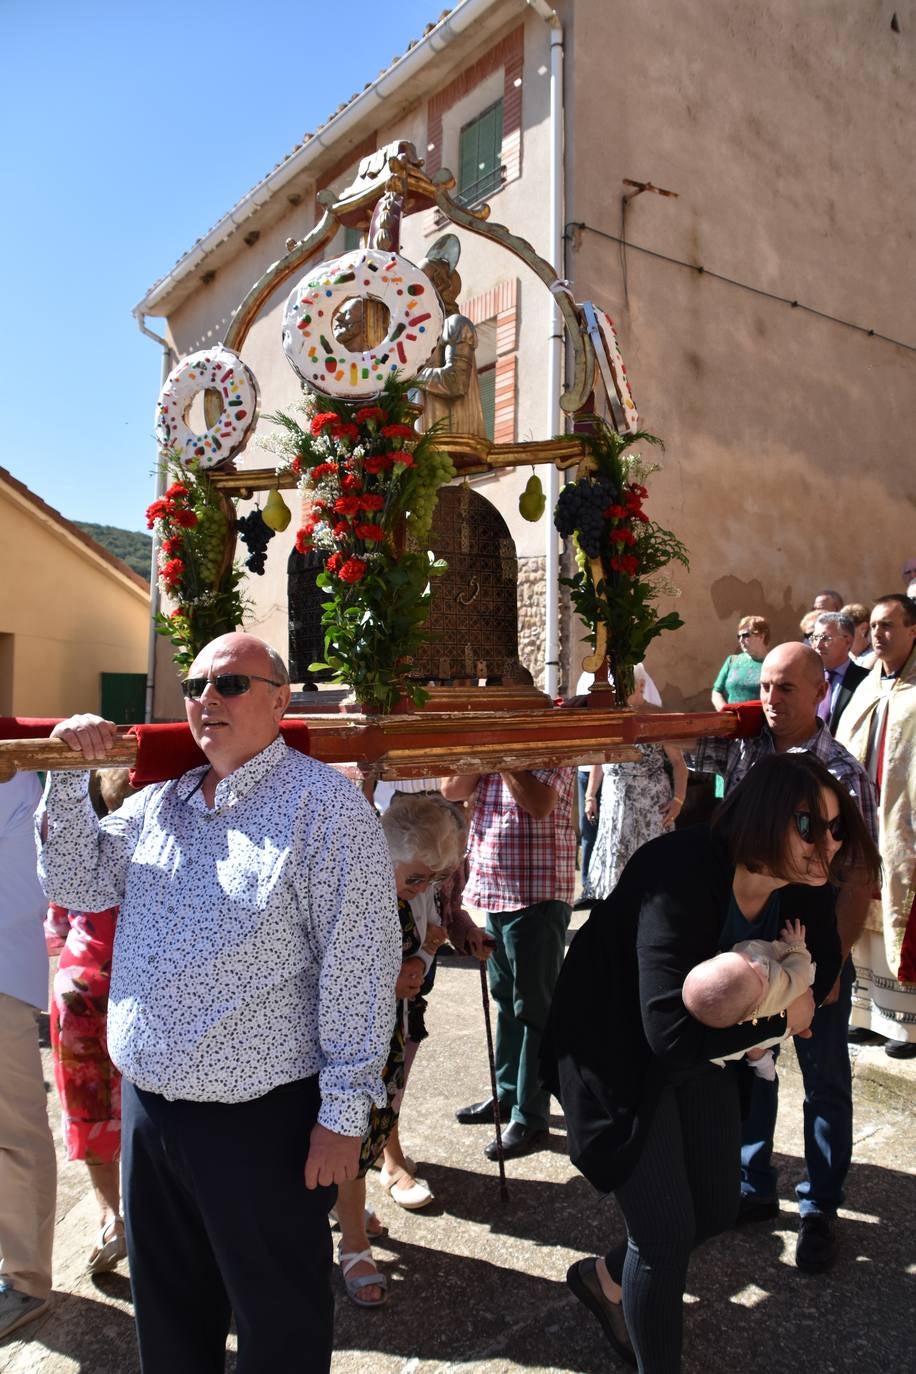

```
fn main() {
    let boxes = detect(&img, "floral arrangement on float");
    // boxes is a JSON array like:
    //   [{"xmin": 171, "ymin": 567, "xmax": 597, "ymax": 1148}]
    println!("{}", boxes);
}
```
[
  {"xmin": 264, "ymin": 378, "xmax": 455, "ymax": 713},
  {"xmin": 554, "ymin": 423, "xmax": 689, "ymax": 705},
  {"xmin": 146, "ymin": 459, "xmax": 246, "ymax": 671}
]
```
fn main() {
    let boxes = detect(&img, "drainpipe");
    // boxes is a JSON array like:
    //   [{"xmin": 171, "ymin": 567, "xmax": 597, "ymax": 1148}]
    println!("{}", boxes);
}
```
[
  {"xmin": 133, "ymin": 309, "xmax": 173, "ymax": 722},
  {"xmin": 526, "ymin": 0, "xmax": 565, "ymax": 697}
]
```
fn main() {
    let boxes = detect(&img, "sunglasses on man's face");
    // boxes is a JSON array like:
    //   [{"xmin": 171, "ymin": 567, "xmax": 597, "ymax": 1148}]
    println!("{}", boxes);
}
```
[
  {"xmin": 181, "ymin": 674, "xmax": 283, "ymax": 700},
  {"xmin": 793, "ymin": 811, "xmax": 846, "ymax": 844}
]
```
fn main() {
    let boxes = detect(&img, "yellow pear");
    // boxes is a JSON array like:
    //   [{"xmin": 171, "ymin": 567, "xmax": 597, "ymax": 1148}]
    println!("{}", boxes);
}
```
[
  {"xmin": 262, "ymin": 488, "xmax": 291, "ymax": 532},
  {"xmin": 519, "ymin": 473, "xmax": 546, "ymax": 522}
]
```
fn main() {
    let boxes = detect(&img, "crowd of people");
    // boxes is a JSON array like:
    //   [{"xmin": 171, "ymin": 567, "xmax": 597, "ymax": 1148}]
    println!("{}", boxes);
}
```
[{"xmin": 0, "ymin": 564, "xmax": 913, "ymax": 1372}]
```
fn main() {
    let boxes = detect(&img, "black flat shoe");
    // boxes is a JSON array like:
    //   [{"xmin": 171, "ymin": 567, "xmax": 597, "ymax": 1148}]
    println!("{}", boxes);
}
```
[
  {"xmin": 884, "ymin": 1040, "xmax": 916, "ymax": 1059},
  {"xmin": 566, "ymin": 1258, "xmax": 636, "ymax": 1368},
  {"xmin": 735, "ymin": 1195, "xmax": 780, "ymax": 1226},
  {"xmin": 455, "ymin": 1096, "xmax": 507, "ymax": 1125},
  {"xmin": 483, "ymin": 1120, "xmax": 547, "ymax": 1160}
]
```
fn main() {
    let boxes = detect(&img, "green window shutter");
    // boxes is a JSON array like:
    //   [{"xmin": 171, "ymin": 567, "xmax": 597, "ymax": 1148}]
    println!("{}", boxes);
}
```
[
  {"xmin": 344, "ymin": 226, "xmax": 361, "ymax": 252},
  {"xmin": 458, "ymin": 100, "xmax": 504, "ymax": 205},
  {"xmin": 100, "ymin": 673, "xmax": 146, "ymax": 725},
  {"xmin": 478, "ymin": 366, "xmax": 496, "ymax": 441}
]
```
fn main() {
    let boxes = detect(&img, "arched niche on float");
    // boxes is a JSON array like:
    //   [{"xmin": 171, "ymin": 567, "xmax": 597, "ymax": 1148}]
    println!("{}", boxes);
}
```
[{"xmin": 409, "ymin": 484, "xmax": 519, "ymax": 685}]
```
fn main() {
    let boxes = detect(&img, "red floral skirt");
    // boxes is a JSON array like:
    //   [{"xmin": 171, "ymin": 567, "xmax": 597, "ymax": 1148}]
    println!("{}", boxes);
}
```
[{"xmin": 48, "ymin": 906, "xmax": 121, "ymax": 1164}]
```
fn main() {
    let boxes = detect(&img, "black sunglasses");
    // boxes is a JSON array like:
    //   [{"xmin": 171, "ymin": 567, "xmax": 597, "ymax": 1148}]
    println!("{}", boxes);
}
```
[
  {"xmin": 793, "ymin": 811, "xmax": 846, "ymax": 844},
  {"xmin": 181, "ymin": 674, "xmax": 283, "ymax": 700}
]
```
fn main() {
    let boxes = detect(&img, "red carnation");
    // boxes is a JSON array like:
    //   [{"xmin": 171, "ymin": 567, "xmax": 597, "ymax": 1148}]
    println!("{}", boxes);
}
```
[
  {"xmin": 161, "ymin": 536, "xmax": 184, "ymax": 556},
  {"xmin": 333, "ymin": 522, "xmax": 350, "ymax": 538},
  {"xmin": 169, "ymin": 607, "xmax": 184, "ymax": 621},
  {"xmin": 359, "ymin": 493, "xmax": 384, "ymax": 512},
  {"xmin": 173, "ymin": 509, "xmax": 199, "ymax": 529},
  {"xmin": 295, "ymin": 528, "xmax": 313, "ymax": 553},
  {"xmin": 333, "ymin": 495, "xmax": 361, "ymax": 517},
  {"xmin": 340, "ymin": 474, "xmax": 363, "ymax": 492},
  {"xmin": 310, "ymin": 412, "xmax": 340, "ymax": 436},
  {"xmin": 310, "ymin": 462, "xmax": 338, "ymax": 481},
  {"xmin": 290, "ymin": 456, "xmax": 301, "ymax": 475},
  {"xmin": 633, "ymin": 509, "xmax": 649, "ymax": 523},
  {"xmin": 604, "ymin": 504, "xmax": 628, "ymax": 519},
  {"xmin": 332, "ymin": 422, "xmax": 360, "ymax": 443},
  {"xmin": 165, "ymin": 482, "xmax": 190, "ymax": 500},
  {"xmin": 609, "ymin": 528, "xmax": 637, "ymax": 546},
  {"xmin": 338, "ymin": 556, "xmax": 367, "ymax": 584},
  {"xmin": 326, "ymin": 552, "xmax": 343, "ymax": 572},
  {"xmin": 389, "ymin": 450, "xmax": 415, "ymax": 467},
  {"xmin": 355, "ymin": 406, "xmax": 387, "ymax": 424},
  {"xmin": 381, "ymin": 423, "xmax": 415, "ymax": 439},
  {"xmin": 610, "ymin": 553, "xmax": 640, "ymax": 576},
  {"xmin": 363, "ymin": 455, "xmax": 393, "ymax": 474},
  {"xmin": 354, "ymin": 522, "xmax": 384, "ymax": 542},
  {"xmin": 161, "ymin": 557, "xmax": 185, "ymax": 587}
]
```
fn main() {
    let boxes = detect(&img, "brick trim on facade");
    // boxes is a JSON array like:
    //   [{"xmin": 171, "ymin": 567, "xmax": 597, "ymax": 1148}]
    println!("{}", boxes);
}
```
[
  {"xmin": 425, "ymin": 25, "xmax": 524, "ymax": 182},
  {"xmin": 463, "ymin": 279, "xmax": 519, "ymax": 443}
]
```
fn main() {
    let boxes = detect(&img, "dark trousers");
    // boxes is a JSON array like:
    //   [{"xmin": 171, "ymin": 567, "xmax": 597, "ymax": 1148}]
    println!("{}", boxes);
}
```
[
  {"xmin": 740, "ymin": 957, "xmax": 854, "ymax": 1215},
  {"xmin": 122, "ymin": 1076, "xmax": 336, "ymax": 1374},
  {"xmin": 486, "ymin": 900, "xmax": 571, "ymax": 1131},
  {"xmin": 605, "ymin": 1070, "xmax": 740, "ymax": 1374}
]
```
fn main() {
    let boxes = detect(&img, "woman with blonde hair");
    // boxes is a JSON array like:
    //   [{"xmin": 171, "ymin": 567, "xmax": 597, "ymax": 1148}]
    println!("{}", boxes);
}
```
[{"xmin": 711, "ymin": 616, "xmax": 770, "ymax": 712}]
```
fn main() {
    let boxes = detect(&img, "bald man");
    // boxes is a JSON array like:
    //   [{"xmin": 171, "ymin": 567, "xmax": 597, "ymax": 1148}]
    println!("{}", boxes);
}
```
[
  {"xmin": 38, "ymin": 634, "xmax": 401, "ymax": 1373},
  {"xmin": 690, "ymin": 642, "xmax": 877, "ymax": 1274}
]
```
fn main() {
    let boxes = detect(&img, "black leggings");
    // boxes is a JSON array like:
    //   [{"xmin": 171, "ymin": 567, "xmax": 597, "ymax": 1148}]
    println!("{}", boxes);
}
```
[{"xmin": 605, "ymin": 1069, "xmax": 741, "ymax": 1374}]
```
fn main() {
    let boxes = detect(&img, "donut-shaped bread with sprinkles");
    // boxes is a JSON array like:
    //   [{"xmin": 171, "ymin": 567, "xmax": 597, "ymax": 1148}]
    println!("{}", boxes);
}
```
[
  {"xmin": 155, "ymin": 345, "xmax": 259, "ymax": 468},
  {"xmin": 282, "ymin": 247, "xmax": 444, "ymax": 400}
]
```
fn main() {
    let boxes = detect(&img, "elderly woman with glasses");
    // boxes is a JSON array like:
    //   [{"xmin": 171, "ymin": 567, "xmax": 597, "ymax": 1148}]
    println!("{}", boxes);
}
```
[{"xmin": 334, "ymin": 791, "xmax": 472, "ymax": 1307}]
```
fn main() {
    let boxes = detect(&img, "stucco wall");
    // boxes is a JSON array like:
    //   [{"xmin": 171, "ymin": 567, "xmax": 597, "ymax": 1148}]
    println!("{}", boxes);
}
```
[
  {"xmin": 563, "ymin": 0, "xmax": 916, "ymax": 706},
  {"xmin": 0, "ymin": 483, "xmax": 149, "ymax": 716}
]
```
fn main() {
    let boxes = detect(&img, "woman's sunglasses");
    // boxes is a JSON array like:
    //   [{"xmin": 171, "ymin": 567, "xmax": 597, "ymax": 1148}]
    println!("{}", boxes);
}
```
[
  {"xmin": 793, "ymin": 811, "xmax": 846, "ymax": 844},
  {"xmin": 181, "ymin": 674, "xmax": 283, "ymax": 700}
]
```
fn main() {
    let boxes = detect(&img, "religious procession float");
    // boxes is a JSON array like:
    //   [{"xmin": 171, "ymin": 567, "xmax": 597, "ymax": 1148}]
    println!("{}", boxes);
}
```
[{"xmin": 1, "ymin": 141, "xmax": 744, "ymax": 784}]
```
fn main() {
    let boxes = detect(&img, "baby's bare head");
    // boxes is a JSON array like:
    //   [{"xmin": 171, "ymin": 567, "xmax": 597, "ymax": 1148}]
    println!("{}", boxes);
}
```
[{"xmin": 682, "ymin": 952, "xmax": 764, "ymax": 1028}]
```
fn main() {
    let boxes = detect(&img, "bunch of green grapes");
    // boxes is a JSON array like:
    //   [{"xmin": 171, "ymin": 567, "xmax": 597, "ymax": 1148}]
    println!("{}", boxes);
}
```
[
  {"xmin": 403, "ymin": 447, "xmax": 456, "ymax": 541},
  {"xmin": 194, "ymin": 500, "xmax": 229, "ymax": 585}
]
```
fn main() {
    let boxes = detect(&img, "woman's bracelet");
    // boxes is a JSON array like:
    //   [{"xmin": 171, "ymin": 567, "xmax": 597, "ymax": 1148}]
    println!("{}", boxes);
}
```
[{"xmin": 672, "ymin": 796, "xmax": 685, "ymax": 805}]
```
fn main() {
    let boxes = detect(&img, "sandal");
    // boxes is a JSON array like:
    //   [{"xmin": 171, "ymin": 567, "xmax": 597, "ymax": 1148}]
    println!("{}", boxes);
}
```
[
  {"xmin": 338, "ymin": 1244, "xmax": 388, "ymax": 1308},
  {"xmin": 379, "ymin": 1165, "xmax": 434, "ymax": 1211},
  {"xmin": 328, "ymin": 1206, "xmax": 388, "ymax": 1238},
  {"xmin": 87, "ymin": 1218, "xmax": 127, "ymax": 1276}
]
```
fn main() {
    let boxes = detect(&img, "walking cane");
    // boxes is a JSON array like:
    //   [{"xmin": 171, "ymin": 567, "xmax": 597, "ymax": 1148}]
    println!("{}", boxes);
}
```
[{"xmin": 478, "ymin": 960, "xmax": 509, "ymax": 1202}]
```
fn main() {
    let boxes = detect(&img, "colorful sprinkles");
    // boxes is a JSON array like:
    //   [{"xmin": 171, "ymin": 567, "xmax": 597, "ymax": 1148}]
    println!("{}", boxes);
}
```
[{"xmin": 154, "ymin": 345, "xmax": 259, "ymax": 468}]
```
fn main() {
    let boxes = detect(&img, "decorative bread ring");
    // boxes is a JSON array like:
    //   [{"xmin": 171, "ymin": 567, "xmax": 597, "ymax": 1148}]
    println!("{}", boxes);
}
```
[
  {"xmin": 282, "ymin": 247, "xmax": 444, "ymax": 399},
  {"xmin": 155, "ymin": 345, "xmax": 259, "ymax": 467}
]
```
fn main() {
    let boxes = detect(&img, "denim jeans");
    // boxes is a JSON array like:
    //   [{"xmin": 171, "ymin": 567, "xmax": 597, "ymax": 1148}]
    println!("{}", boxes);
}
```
[
  {"xmin": 577, "ymin": 769, "xmax": 599, "ymax": 891},
  {"xmin": 740, "ymin": 957, "xmax": 854, "ymax": 1216}
]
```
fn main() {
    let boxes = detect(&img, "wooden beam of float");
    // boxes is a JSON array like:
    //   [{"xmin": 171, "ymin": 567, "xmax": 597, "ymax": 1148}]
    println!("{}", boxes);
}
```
[
  {"xmin": 0, "ymin": 707, "xmax": 734, "ymax": 784},
  {"xmin": 208, "ymin": 437, "xmax": 589, "ymax": 498}
]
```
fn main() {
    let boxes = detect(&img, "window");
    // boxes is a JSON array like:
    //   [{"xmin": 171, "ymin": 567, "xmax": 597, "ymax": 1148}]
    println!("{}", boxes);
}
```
[
  {"xmin": 478, "ymin": 365, "xmax": 496, "ymax": 441},
  {"xmin": 457, "ymin": 101, "xmax": 503, "ymax": 206},
  {"xmin": 343, "ymin": 226, "xmax": 361, "ymax": 252}
]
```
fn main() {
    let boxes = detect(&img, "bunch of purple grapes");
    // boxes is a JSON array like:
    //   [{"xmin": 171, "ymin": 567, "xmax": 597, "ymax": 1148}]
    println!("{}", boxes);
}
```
[
  {"xmin": 236, "ymin": 510, "xmax": 275, "ymax": 574},
  {"xmin": 554, "ymin": 474, "xmax": 616, "ymax": 557}
]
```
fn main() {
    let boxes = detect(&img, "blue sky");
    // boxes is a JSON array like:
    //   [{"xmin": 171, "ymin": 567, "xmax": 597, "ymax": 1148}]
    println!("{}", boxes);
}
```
[{"xmin": 1, "ymin": 0, "xmax": 447, "ymax": 531}]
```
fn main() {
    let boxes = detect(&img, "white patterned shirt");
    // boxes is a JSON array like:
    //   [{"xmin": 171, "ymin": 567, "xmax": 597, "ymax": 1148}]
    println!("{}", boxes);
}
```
[{"xmin": 37, "ymin": 736, "xmax": 401, "ymax": 1136}]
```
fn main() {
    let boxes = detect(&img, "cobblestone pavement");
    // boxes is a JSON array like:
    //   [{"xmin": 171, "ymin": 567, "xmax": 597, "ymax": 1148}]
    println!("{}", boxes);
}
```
[{"xmin": 4, "ymin": 935, "xmax": 914, "ymax": 1374}]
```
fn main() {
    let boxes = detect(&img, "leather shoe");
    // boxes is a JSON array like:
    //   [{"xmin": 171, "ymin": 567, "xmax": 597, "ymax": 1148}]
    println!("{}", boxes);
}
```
[
  {"xmin": 796, "ymin": 1212, "xmax": 837, "ymax": 1272},
  {"xmin": 566, "ymin": 1259, "xmax": 636, "ymax": 1368},
  {"xmin": 484, "ymin": 1120, "xmax": 547, "ymax": 1160},
  {"xmin": 847, "ymin": 1026, "xmax": 883, "ymax": 1045},
  {"xmin": 735, "ymin": 1195, "xmax": 780, "ymax": 1226},
  {"xmin": 884, "ymin": 1040, "xmax": 916, "ymax": 1059},
  {"xmin": 455, "ymin": 1096, "xmax": 507, "ymax": 1125}
]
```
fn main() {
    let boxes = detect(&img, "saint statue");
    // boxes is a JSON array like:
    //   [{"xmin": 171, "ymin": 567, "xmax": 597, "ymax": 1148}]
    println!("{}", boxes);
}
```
[{"xmin": 409, "ymin": 235, "xmax": 486, "ymax": 437}]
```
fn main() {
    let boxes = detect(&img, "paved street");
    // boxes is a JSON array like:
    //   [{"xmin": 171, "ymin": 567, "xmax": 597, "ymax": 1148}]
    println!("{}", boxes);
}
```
[{"xmin": 4, "ymin": 932, "xmax": 914, "ymax": 1374}]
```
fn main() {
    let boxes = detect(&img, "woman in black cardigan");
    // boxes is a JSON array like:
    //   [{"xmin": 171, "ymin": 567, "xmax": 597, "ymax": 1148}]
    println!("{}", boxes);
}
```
[{"xmin": 544, "ymin": 753, "xmax": 879, "ymax": 1373}]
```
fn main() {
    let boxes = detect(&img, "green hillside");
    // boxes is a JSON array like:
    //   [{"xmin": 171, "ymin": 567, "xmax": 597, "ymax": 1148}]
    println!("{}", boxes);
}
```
[{"xmin": 75, "ymin": 523, "xmax": 152, "ymax": 581}]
